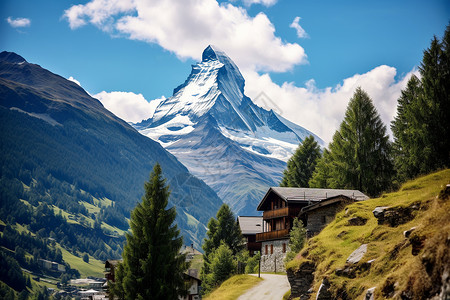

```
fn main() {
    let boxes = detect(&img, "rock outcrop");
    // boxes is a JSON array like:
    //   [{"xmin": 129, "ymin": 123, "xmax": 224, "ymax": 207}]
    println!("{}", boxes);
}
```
[
  {"xmin": 287, "ymin": 260, "xmax": 315, "ymax": 300},
  {"xmin": 372, "ymin": 204, "xmax": 418, "ymax": 227}
]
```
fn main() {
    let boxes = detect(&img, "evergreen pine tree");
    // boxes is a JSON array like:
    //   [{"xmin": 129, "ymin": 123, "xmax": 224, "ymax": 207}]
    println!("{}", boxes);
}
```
[
  {"xmin": 391, "ymin": 75, "xmax": 428, "ymax": 181},
  {"xmin": 202, "ymin": 204, "xmax": 242, "ymax": 257},
  {"xmin": 309, "ymin": 149, "xmax": 332, "ymax": 188},
  {"xmin": 201, "ymin": 204, "xmax": 242, "ymax": 295},
  {"xmin": 311, "ymin": 88, "xmax": 393, "ymax": 196},
  {"xmin": 391, "ymin": 25, "xmax": 450, "ymax": 181},
  {"xmin": 419, "ymin": 27, "xmax": 450, "ymax": 170},
  {"xmin": 111, "ymin": 163, "xmax": 188, "ymax": 300},
  {"xmin": 280, "ymin": 136, "xmax": 321, "ymax": 188}
]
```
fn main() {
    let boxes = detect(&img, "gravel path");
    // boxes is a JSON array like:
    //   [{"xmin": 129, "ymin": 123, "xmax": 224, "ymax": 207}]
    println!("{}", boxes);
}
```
[{"xmin": 237, "ymin": 274, "xmax": 290, "ymax": 300}]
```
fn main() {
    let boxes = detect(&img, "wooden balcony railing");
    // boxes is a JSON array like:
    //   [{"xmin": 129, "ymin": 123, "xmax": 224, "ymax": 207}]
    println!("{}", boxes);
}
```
[
  {"xmin": 263, "ymin": 207, "xmax": 302, "ymax": 220},
  {"xmin": 255, "ymin": 229, "xmax": 289, "ymax": 242}
]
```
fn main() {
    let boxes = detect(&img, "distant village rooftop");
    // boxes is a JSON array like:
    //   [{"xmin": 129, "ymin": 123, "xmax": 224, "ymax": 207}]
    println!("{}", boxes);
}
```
[{"xmin": 237, "ymin": 216, "xmax": 263, "ymax": 235}]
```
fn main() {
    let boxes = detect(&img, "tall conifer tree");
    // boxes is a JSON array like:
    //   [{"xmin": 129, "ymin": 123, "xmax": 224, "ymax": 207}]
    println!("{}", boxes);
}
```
[
  {"xmin": 110, "ymin": 163, "xmax": 188, "ymax": 300},
  {"xmin": 309, "ymin": 148, "xmax": 332, "ymax": 188},
  {"xmin": 311, "ymin": 88, "xmax": 393, "ymax": 196},
  {"xmin": 280, "ymin": 135, "xmax": 321, "ymax": 188},
  {"xmin": 391, "ymin": 75, "xmax": 428, "ymax": 181},
  {"xmin": 391, "ymin": 25, "xmax": 450, "ymax": 181}
]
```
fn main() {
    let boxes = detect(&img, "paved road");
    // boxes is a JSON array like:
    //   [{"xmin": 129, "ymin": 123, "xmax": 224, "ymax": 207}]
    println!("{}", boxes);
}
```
[{"xmin": 237, "ymin": 274, "xmax": 290, "ymax": 300}]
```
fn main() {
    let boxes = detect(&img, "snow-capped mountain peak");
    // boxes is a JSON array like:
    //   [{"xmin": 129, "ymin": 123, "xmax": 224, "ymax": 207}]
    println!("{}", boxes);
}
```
[
  {"xmin": 134, "ymin": 46, "xmax": 324, "ymax": 215},
  {"xmin": 136, "ymin": 45, "xmax": 323, "ymax": 158}
]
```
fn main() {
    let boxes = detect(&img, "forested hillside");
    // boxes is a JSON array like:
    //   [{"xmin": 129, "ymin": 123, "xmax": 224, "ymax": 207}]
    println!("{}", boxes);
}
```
[{"xmin": 0, "ymin": 51, "xmax": 223, "ymax": 296}]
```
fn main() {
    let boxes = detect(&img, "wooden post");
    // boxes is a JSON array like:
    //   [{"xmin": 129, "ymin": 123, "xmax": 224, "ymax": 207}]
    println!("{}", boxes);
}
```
[
  {"xmin": 274, "ymin": 255, "xmax": 277, "ymax": 273},
  {"xmin": 258, "ymin": 254, "xmax": 261, "ymax": 278}
]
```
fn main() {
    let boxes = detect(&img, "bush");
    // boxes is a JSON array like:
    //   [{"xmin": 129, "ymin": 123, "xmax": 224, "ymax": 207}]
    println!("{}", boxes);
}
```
[
  {"xmin": 285, "ymin": 218, "xmax": 306, "ymax": 263},
  {"xmin": 202, "ymin": 243, "xmax": 236, "ymax": 294},
  {"xmin": 245, "ymin": 252, "xmax": 260, "ymax": 274}
]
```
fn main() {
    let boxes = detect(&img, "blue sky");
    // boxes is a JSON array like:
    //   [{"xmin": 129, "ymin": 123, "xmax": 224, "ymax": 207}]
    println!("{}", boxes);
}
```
[{"xmin": 1, "ymin": 0, "xmax": 449, "ymax": 142}]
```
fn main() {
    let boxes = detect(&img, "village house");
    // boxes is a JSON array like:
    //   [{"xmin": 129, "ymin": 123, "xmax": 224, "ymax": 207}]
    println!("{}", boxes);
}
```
[
  {"xmin": 38, "ymin": 258, "xmax": 66, "ymax": 272},
  {"xmin": 256, "ymin": 187, "xmax": 368, "ymax": 272},
  {"xmin": 237, "ymin": 216, "xmax": 262, "ymax": 256},
  {"xmin": 104, "ymin": 259, "xmax": 121, "ymax": 283},
  {"xmin": 179, "ymin": 269, "xmax": 202, "ymax": 300}
]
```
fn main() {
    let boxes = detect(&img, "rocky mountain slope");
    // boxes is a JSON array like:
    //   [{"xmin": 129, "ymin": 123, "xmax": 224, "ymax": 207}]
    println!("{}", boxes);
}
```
[
  {"xmin": 286, "ymin": 169, "xmax": 450, "ymax": 300},
  {"xmin": 135, "ymin": 45, "xmax": 323, "ymax": 215},
  {"xmin": 0, "ymin": 51, "xmax": 223, "ymax": 250}
]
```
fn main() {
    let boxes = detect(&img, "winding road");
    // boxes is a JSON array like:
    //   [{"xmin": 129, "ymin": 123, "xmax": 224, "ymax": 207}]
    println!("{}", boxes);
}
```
[{"xmin": 237, "ymin": 274, "xmax": 290, "ymax": 300}]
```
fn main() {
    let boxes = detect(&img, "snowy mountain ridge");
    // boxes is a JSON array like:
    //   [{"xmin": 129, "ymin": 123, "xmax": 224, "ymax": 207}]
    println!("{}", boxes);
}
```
[
  {"xmin": 134, "ymin": 45, "xmax": 323, "ymax": 215},
  {"xmin": 137, "ymin": 45, "xmax": 323, "ymax": 162}
]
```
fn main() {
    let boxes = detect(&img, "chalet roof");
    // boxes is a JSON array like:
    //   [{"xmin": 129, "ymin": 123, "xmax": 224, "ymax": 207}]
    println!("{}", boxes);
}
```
[
  {"xmin": 300, "ymin": 195, "xmax": 354, "ymax": 214},
  {"xmin": 186, "ymin": 269, "xmax": 201, "ymax": 281},
  {"xmin": 237, "ymin": 216, "xmax": 263, "ymax": 235},
  {"xmin": 104, "ymin": 259, "xmax": 122, "ymax": 268},
  {"xmin": 257, "ymin": 187, "xmax": 369, "ymax": 211}
]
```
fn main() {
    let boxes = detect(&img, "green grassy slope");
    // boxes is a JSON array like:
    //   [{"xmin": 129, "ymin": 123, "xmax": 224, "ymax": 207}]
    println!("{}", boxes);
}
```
[
  {"xmin": 287, "ymin": 169, "xmax": 450, "ymax": 299},
  {"xmin": 203, "ymin": 274, "xmax": 263, "ymax": 300}
]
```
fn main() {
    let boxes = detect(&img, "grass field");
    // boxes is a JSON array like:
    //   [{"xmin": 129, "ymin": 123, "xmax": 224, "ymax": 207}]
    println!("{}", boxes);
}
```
[
  {"xmin": 203, "ymin": 274, "xmax": 263, "ymax": 300},
  {"xmin": 58, "ymin": 246, "xmax": 104, "ymax": 278}
]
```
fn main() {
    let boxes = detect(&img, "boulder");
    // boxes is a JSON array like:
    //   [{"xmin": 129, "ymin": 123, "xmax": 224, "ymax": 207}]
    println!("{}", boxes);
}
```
[
  {"xmin": 365, "ymin": 287, "xmax": 376, "ymax": 300},
  {"xmin": 373, "ymin": 205, "xmax": 416, "ymax": 227},
  {"xmin": 372, "ymin": 206, "xmax": 389, "ymax": 218},
  {"xmin": 346, "ymin": 244, "xmax": 368, "ymax": 264}
]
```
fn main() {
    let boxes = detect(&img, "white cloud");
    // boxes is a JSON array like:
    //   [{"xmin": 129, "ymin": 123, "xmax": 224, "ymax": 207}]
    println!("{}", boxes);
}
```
[
  {"xmin": 68, "ymin": 76, "xmax": 81, "ymax": 86},
  {"xmin": 63, "ymin": 0, "xmax": 306, "ymax": 72},
  {"xmin": 243, "ymin": 66, "xmax": 418, "ymax": 144},
  {"xmin": 242, "ymin": 0, "xmax": 278, "ymax": 7},
  {"xmin": 94, "ymin": 91, "xmax": 163, "ymax": 123},
  {"xmin": 63, "ymin": 0, "xmax": 413, "ymax": 146},
  {"xmin": 290, "ymin": 16, "xmax": 308, "ymax": 38},
  {"xmin": 6, "ymin": 17, "xmax": 31, "ymax": 28}
]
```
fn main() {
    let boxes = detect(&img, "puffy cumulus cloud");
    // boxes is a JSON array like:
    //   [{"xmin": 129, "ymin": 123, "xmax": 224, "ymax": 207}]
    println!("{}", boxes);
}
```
[
  {"xmin": 64, "ymin": 0, "xmax": 135, "ymax": 30},
  {"xmin": 6, "ymin": 17, "xmax": 31, "ymax": 28},
  {"xmin": 63, "ymin": 0, "xmax": 306, "ymax": 72},
  {"xmin": 242, "ymin": 66, "xmax": 418, "ymax": 144},
  {"xmin": 94, "ymin": 91, "xmax": 163, "ymax": 123},
  {"xmin": 290, "ymin": 16, "xmax": 308, "ymax": 38},
  {"xmin": 67, "ymin": 76, "xmax": 81, "ymax": 86}
]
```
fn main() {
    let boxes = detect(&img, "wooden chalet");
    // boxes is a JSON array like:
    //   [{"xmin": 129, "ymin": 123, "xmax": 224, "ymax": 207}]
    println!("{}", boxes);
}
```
[
  {"xmin": 104, "ymin": 259, "xmax": 122, "ymax": 282},
  {"xmin": 256, "ymin": 187, "xmax": 368, "ymax": 242},
  {"xmin": 237, "ymin": 216, "xmax": 263, "ymax": 256},
  {"xmin": 256, "ymin": 187, "xmax": 368, "ymax": 272}
]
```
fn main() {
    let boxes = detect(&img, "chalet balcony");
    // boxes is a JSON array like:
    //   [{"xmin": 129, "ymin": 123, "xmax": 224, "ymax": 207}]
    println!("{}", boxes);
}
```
[
  {"xmin": 255, "ymin": 228, "xmax": 289, "ymax": 242},
  {"xmin": 263, "ymin": 207, "xmax": 302, "ymax": 220}
]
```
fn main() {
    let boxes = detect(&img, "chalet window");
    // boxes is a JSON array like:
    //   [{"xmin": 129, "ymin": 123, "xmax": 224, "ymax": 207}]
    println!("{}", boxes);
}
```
[
  {"xmin": 270, "ymin": 244, "xmax": 273, "ymax": 255},
  {"xmin": 265, "ymin": 245, "xmax": 268, "ymax": 255},
  {"xmin": 282, "ymin": 243, "xmax": 286, "ymax": 253}
]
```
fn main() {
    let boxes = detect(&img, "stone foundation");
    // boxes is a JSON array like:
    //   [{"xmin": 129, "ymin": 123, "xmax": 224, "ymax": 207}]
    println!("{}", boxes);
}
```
[
  {"xmin": 260, "ymin": 239, "xmax": 289, "ymax": 272},
  {"xmin": 287, "ymin": 260, "xmax": 316, "ymax": 300}
]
